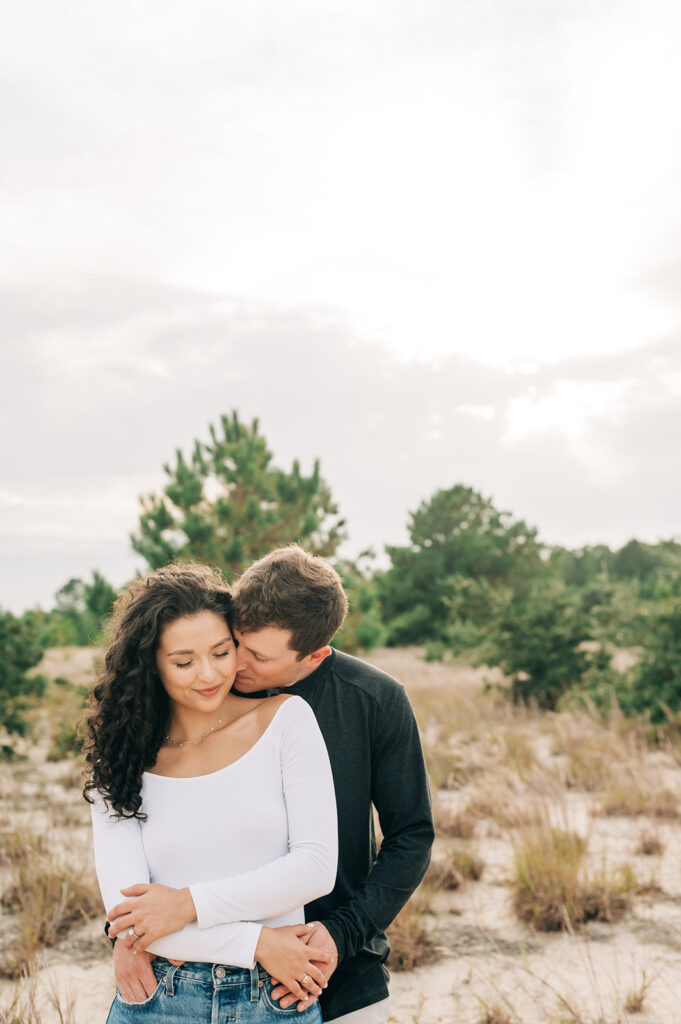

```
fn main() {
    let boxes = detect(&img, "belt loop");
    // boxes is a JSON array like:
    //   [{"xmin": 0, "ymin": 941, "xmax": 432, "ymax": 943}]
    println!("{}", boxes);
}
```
[
  {"xmin": 164, "ymin": 963, "xmax": 180, "ymax": 996},
  {"xmin": 250, "ymin": 965, "xmax": 260, "ymax": 1002}
]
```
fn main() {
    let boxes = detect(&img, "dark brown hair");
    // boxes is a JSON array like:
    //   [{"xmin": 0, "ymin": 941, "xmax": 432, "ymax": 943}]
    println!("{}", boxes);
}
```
[
  {"xmin": 83, "ymin": 562, "xmax": 232, "ymax": 819},
  {"xmin": 231, "ymin": 545, "xmax": 348, "ymax": 658}
]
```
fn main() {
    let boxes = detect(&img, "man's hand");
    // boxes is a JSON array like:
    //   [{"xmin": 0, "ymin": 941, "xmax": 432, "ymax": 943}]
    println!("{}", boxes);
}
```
[
  {"xmin": 113, "ymin": 942, "xmax": 159, "ymax": 1003},
  {"xmin": 255, "ymin": 924, "xmax": 332, "ymax": 1005},
  {"xmin": 108, "ymin": 884, "xmax": 196, "ymax": 951},
  {"xmin": 269, "ymin": 922, "xmax": 338, "ymax": 1012}
]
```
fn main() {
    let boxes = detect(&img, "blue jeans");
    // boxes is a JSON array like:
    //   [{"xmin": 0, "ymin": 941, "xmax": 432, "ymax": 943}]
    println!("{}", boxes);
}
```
[{"xmin": 106, "ymin": 958, "xmax": 324, "ymax": 1024}]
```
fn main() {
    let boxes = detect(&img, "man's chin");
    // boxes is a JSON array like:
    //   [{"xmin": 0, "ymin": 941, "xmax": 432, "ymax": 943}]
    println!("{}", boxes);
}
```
[{"xmin": 233, "ymin": 674, "xmax": 260, "ymax": 694}]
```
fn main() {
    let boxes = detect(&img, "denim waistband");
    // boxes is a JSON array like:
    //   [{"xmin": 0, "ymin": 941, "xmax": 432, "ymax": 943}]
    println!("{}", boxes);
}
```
[{"xmin": 152, "ymin": 957, "xmax": 268, "ymax": 991}]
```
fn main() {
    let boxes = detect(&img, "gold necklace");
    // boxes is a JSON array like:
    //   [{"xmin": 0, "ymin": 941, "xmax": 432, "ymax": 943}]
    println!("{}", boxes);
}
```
[{"xmin": 165, "ymin": 708, "xmax": 232, "ymax": 748}]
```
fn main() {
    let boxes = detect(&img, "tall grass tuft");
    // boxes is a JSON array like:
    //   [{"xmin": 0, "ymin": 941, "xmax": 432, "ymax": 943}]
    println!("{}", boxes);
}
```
[
  {"xmin": 477, "ymin": 1008, "xmax": 517, "ymax": 1024},
  {"xmin": 599, "ymin": 779, "xmax": 678, "ymax": 819},
  {"xmin": 386, "ymin": 890, "xmax": 437, "ymax": 971},
  {"xmin": 0, "ymin": 978, "xmax": 76, "ymax": 1024},
  {"xmin": 511, "ymin": 821, "xmax": 634, "ymax": 931},
  {"xmin": 432, "ymin": 799, "xmax": 477, "ymax": 838},
  {"xmin": 0, "ymin": 830, "xmax": 102, "ymax": 978},
  {"xmin": 502, "ymin": 731, "xmax": 536, "ymax": 779},
  {"xmin": 635, "ymin": 828, "xmax": 665, "ymax": 856},
  {"xmin": 623, "ymin": 971, "xmax": 654, "ymax": 1014}
]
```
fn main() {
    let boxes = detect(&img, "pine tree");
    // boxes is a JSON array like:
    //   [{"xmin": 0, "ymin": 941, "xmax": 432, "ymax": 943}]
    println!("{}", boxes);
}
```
[
  {"xmin": 0, "ymin": 609, "xmax": 45, "ymax": 741},
  {"xmin": 131, "ymin": 412, "xmax": 346, "ymax": 576},
  {"xmin": 377, "ymin": 484, "xmax": 544, "ymax": 645}
]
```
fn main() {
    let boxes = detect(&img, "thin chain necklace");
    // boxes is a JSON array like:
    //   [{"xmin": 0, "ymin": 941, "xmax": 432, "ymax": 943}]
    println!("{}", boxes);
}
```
[{"xmin": 165, "ymin": 704, "xmax": 232, "ymax": 748}]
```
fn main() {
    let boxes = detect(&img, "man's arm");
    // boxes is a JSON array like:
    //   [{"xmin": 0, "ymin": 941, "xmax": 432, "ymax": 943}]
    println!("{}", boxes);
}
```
[{"xmin": 320, "ymin": 683, "xmax": 434, "ymax": 963}]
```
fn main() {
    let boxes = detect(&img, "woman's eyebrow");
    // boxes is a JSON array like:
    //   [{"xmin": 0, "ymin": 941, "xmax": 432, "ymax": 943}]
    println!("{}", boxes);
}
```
[{"xmin": 167, "ymin": 637, "xmax": 232, "ymax": 656}]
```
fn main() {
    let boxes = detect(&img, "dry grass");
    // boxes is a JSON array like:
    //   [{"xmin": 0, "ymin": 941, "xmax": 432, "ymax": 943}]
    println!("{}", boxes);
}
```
[
  {"xmin": 432, "ymin": 799, "xmax": 477, "ymax": 839},
  {"xmin": 0, "ymin": 983, "xmax": 42, "ymax": 1024},
  {"xmin": 635, "ymin": 827, "xmax": 665, "ymax": 856},
  {"xmin": 426, "ymin": 847, "xmax": 484, "ymax": 890},
  {"xmin": 423, "ymin": 743, "xmax": 466, "ymax": 790},
  {"xmin": 57, "ymin": 763, "xmax": 84, "ymax": 790},
  {"xmin": 502, "ymin": 731, "xmax": 537, "ymax": 779},
  {"xmin": 0, "ymin": 830, "xmax": 102, "ymax": 978},
  {"xmin": 469, "ymin": 784, "xmax": 544, "ymax": 830},
  {"xmin": 53, "ymin": 801, "xmax": 91, "ymax": 829},
  {"xmin": 477, "ymin": 1006, "xmax": 518, "ymax": 1024},
  {"xmin": 451, "ymin": 847, "xmax": 484, "ymax": 880},
  {"xmin": 551, "ymin": 709, "xmax": 649, "ymax": 793},
  {"xmin": 637, "ymin": 833, "xmax": 665, "ymax": 863},
  {"xmin": 0, "ymin": 829, "xmax": 46, "ymax": 865},
  {"xmin": 511, "ymin": 821, "xmax": 635, "ymax": 932},
  {"xmin": 386, "ymin": 892, "xmax": 437, "ymax": 971},
  {"xmin": 425, "ymin": 858, "xmax": 464, "ymax": 890},
  {"xmin": 622, "ymin": 971, "xmax": 654, "ymax": 1014},
  {"xmin": 564, "ymin": 748, "xmax": 614, "ymax": 792},
  {"xmin": 599, "ymin": 778, "xmax": 679, "ymax": 819},
  {"xmin": 0, "ymin": 978, "xmax": 76, "ymax": 1024}
]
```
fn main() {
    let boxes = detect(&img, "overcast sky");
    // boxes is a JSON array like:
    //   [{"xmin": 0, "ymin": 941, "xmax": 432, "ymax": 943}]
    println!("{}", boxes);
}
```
[{"xmin": 2, "ymin": 0, "xmax": 680, "ymax": 613}]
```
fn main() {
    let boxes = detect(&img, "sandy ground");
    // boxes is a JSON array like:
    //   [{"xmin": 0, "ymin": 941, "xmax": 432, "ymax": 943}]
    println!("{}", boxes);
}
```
[{"xmin": 2, "ymin": 647, "xmax": 680, "ymax": 1024}]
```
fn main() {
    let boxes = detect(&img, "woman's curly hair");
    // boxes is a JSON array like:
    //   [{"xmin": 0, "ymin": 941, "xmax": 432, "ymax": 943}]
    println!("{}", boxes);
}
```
[{"xmin": 83, "ymin": 562, "xmax": 232, "ymax": 819}]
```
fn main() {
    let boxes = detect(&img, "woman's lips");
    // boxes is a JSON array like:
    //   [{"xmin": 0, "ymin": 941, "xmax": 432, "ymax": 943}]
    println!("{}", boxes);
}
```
[{"xmin": 196, "ymin": 685, "xmax": 221, "ymax": 696}]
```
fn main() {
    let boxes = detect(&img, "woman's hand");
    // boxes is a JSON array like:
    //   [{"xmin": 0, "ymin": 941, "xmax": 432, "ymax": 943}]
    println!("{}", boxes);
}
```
[
  {"xmin": 107, "ymin": 884, "xmax": 197, "ymax": 950},
  {"xmin": 270, "ymin": 921, "xmax": 338, "ymax": 1011},
  {"xmin": 255, "ymin": 925, "xmax": 331, "ymax": 1003}
]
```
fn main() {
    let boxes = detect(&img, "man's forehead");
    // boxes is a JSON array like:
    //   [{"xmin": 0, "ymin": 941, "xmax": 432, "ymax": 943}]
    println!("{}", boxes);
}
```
[{"xmin": 234, "ymin": 626, "xmax": 296, "ymax": 656}]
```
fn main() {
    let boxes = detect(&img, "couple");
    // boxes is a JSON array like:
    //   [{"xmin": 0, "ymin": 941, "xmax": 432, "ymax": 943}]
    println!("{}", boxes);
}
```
[{"xmin": 85, "ymin": 546, "xmax": 434, "ymax": 1024}]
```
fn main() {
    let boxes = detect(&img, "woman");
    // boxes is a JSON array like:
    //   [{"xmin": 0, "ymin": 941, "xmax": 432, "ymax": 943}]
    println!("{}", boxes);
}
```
[{"xmin": 84, "ymin": 562, "xmax": 338, "ymax": 1022}]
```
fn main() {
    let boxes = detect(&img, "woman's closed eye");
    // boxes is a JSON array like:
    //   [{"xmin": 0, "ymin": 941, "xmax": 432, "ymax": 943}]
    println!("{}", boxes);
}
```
[{"xmin": 174, "ymin": 651, "xmax": 231, "ymax": 669}]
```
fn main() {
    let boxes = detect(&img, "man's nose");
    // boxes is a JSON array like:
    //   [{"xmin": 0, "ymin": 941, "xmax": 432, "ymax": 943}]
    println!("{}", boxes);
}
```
[{"xmin": 235, "ymin": 644, "xmax": 248, "ymax": 671}]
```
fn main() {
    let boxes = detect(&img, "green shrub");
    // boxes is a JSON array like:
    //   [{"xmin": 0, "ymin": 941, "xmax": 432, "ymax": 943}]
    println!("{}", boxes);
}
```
[
  {"xmin": 47, "ymin": 718, "xmax": 82, "ymax": 762},
  {"xmin": 424, "ymin": 640, "xmax": 447, "ymax": 662},
  {"xmin": 625, "ymin": 603, "xmax": 681, "ymax": 723},
  {"xmin": 489, "ymin": 584, "xmax": 591, "ymax": 709},
  {"xmin": 0, "ymin": 611, "xmax": 45, "ymax": 738}
]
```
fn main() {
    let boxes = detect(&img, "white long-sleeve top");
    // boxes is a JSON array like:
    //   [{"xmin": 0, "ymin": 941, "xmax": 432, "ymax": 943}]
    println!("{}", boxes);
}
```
[{"xmin": 91, "ymin": 695, "xmax": 338, "ymax": 968}]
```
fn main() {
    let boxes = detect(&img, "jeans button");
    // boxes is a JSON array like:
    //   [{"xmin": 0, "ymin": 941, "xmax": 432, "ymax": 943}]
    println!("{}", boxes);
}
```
[{"xmin": 215, "ymin": 967, "xmax": 226, "ymax": 979}]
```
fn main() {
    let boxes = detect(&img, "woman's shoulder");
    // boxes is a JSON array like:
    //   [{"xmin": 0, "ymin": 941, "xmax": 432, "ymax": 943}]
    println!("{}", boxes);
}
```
[
  {"xmin": 231, "ymin": 691, "xmax": 305, "ymax": 734},
  {"xmin": 251, "ymin": 694, "xmax": 319, "ymax": 743},
  {"xmin": 257, "ymin": 692, "xmax": 307, "ymax": 727}
]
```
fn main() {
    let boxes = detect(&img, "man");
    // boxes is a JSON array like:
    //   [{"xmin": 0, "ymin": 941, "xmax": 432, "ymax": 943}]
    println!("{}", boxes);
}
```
[{"xmin": 113, "ymin": 546, "xmax": 434, "ymax": 1023}]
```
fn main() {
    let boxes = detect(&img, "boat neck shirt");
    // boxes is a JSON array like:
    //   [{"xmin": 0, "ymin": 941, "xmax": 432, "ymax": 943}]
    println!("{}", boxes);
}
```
[{"xmin": 91, "ymin": 695, "xmax": 338, "ymax": 968}]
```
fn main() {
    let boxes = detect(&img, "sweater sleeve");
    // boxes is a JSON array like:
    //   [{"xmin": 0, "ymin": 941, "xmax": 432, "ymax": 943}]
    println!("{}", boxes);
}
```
[
  {"xmin": 320, "ymin": 684, "xmax": 434, "ymax": 963},
  {"xmin": 90, "ymin": 792, "xmax": 261, "ymax": 968},
  {"xmin": 189, "ymin": 696, "xmax": 338, "ymax": 929}
]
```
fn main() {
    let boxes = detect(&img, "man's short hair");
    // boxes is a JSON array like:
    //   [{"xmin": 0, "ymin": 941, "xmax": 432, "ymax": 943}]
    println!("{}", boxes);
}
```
[{"xmin": 231, "ymin": 545, "xmax": 348, "ymax": 658}]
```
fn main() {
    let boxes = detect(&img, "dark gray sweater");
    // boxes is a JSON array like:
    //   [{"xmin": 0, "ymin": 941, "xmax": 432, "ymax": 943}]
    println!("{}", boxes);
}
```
[{"xmin": 277, "ymin": 649, "xmax": 434, "ymax": 1020}]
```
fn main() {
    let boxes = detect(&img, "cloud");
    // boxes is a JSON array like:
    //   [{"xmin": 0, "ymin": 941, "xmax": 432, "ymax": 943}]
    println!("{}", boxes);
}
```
[{"xmin": 2, "ymin": 273, "xmax": 680, "ymax": 611}]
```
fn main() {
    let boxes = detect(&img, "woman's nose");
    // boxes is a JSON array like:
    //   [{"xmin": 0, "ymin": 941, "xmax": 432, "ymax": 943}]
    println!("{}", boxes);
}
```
[{"xmin": 197, "ymin": 658, "xmax": 219, "ymax": 682}]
